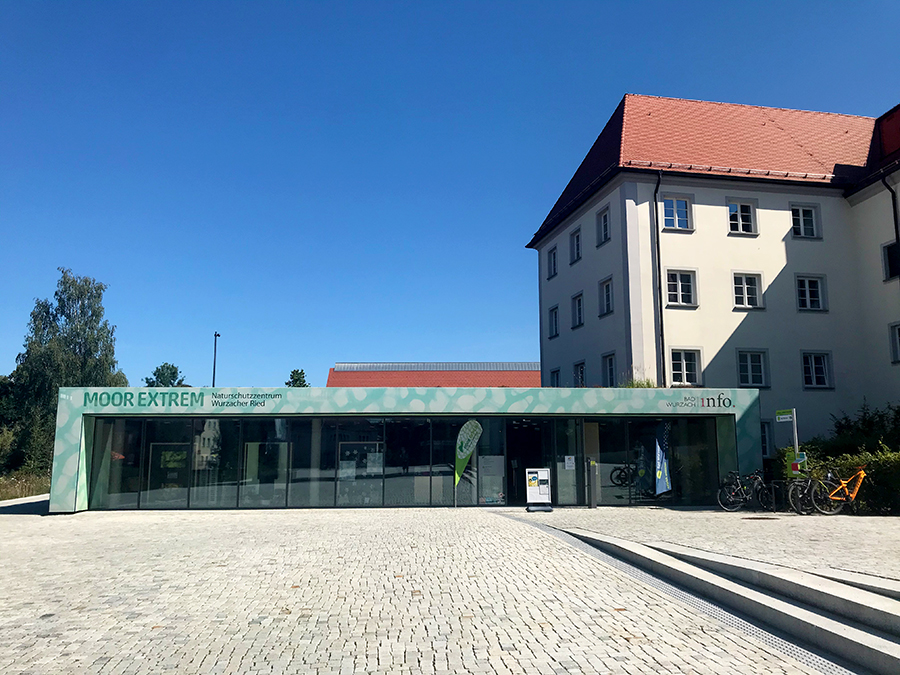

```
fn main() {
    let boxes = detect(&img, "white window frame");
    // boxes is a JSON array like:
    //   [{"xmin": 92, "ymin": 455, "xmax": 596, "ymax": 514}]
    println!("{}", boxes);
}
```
[
  {"xmin": 601, "ymin": 352, "xmax": 616, "ymax": 387},
  {"xmin": 596, "ymin": 207, "xmax": 611, "ymax": 247},
  {"xmin": 666, "ymin": 269, "xmax": 698, "ymax": 307},
  {"xmin": 549, "ymin": 369, "xmax": 560, "ymax": 388},
  {"xmin": 662, "ymin": 195, "xmax": 693, "ymax": 231},
  {"xmin": 737, "ymin": 349, "xmax": 769, "ymax": 387},
  {"xmin": 796, "ymin": 275, "xmax": 827, "ymax": 311},
  {"xmin": 790, "ymin": 204, "xmax": 821, "ymax": 239},
  {"xmin": 598, "ymin": 276, "xmax": 613, "ymax": 317},
  {"xmin": 548, "ymin": 306, "xmax": 559, "ymax": 339},
  {"xmin": 573, "ymin": 361, "xmax": 586, "ymax": 388},
  {"xmin": 733, "ymin": 272, "xmax": 764, "ymax": 309},
  {"xmin": 670, "ymin": 349, "xmax": 701, "ymax": 386},
  {"xmin": 727, "ymin": 199, "xmax": 757, "ymax": 235},
  {"xmin": 547, "ymin": 246, "xmax": 558, "ymax": 279},
  {"xmin": 571, "ymin": 293, "xmax": 584, "ymax": 328},
  {"xmin": 569, "ymin": 228, "xmax": 582, "ymax": 264},
  {"xmin": 801, "ymin": 351, "xmax": 833, "ymax": 389},
  {"xmin": 889, "ymin": 322, "xmax": 900, "ymax": 364}
]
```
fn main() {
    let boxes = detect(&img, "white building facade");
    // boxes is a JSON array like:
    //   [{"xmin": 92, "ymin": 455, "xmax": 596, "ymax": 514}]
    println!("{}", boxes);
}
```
[{"xmin": 531, "ymin": 95, "xmax": 900, "ymax": 448}]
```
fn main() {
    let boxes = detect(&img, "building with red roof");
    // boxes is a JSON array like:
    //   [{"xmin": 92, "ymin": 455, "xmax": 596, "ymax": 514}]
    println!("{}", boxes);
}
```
[
  {"xmin": 530, "ymin": 94, "xmax": 900, "ymax": 445},
  {"xmin": 326, "ymin": 362, "xmax": 541, "ymax": 388}
]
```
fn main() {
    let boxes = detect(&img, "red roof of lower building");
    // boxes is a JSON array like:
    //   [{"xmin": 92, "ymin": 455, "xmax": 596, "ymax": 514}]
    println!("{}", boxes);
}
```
[{"xmin": 326, "ymin": 362, "xmax": 541, "ymax": 388}]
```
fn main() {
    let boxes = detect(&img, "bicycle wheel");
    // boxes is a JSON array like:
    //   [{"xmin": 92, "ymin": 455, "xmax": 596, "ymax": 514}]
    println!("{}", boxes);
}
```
[
  {"xmin": 755, "ymin": 483, "xmax": 774, "ymax": 511},
  {"xmin": 717, "ymin": 485, "xmax": 744, "ymax": 511},
  {"xmin": 812, "ymin": 480, "xmax": 844, "ymax": 515},
  {"xmin": 610, "ymin": 467, "xmax": 626, "ymax": 487},
  {"xmin": 789, "ymin": 480, "xmax": 814, "ymax": 515}
]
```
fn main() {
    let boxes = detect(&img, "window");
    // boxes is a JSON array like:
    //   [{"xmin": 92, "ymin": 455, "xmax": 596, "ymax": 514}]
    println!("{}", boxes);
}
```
[
  {"xmin": 791, "ymin": 205, "xmax": 819, "ymax": 238},
  {"xmin": 667, "ymin": 271, "xmax": 697, "ymax": 306},
  {"xmin": 796, "ymin": 275, "xmax": 826, "ymax": 311},
  {"xmin": 549, "ymin": 369, "xmax": 560, "ymax": 387},
  {"xmin": 596, "ymin": 208, "xmax": 610, "ymax": 246},
  {"xmin": 733, "ymin": 273, "xmax": 762, "ymax": 308},
  {"xmin": 728, "ymin": 202, "xmax": 755, "ymax": 234},
  {"xmin": 602, "ymin": 353, "xmax": 616, "ymax": 387},
  {"xmin": 802, "ymin": 352, "xmax": 833, "ymax": 389},
  {"xmin": 547, "ymin": 246, "xmax": 558, "ymax": 279},
  {"xmin": 884, "ymin": 242, "xmax": 899, "ymax": 281},
  {"xmin": 548, "ymin": 306, "xmax": 559, "ymax": 338},
  {"xmin": 890, "ymin": 322, "xmax": 900, "ymax": 363},
  {"xmin": 663, "ymin": 197, "xmax": 691, "ymax": 230},
  {"xmin": 573, "ymin": 361, "xmax": 586, "ymax": 387},
  {"xmin": 599, "ymin": 278, "xmax": 613, "ymax": 316},
  {"xmin": 737, "ymin": 350, "xmax": 768, "ymax": 387},
  {"xmin": 571, "ymin": 293, "xmax": 584, "ymax": 328},
  {"xmin": 760, "ymin": 421, "xmax": 773, "ymax": 458},
  {"xmin": 671, "ymin": 350, "xmax": 700, "ymax": 385},
  {"xmin": 570, "ymin": 228, "xmax": 582, "ymax": 264}
]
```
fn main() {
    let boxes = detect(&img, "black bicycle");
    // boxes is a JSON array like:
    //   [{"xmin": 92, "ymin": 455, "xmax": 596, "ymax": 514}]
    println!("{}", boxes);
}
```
[
  {"xmin": 717, "ymin": 470, "xmax": 773, "ymax": 511},
  {"xmin": 609, "ymin": 464, "xmax": 635, "ymax": 487}
]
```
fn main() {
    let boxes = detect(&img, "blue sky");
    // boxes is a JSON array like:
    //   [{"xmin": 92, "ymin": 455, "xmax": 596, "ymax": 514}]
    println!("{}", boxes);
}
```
[{"xmin": 2, "ymin": 1, "xmax": 898, "ymax": 387}]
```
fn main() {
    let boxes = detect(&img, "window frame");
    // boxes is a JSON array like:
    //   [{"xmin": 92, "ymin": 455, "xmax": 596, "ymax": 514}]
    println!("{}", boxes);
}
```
[
  {"xmin": 546, "ymin": 246, "xmax": 558, "ymax": 280},
  {"xmin": 598, "ymin": 276, "xmax": 614, "ymax": 317},
  {"xmin": 733, "ymin": 272, "xmax": 764, "ymax": 309},
  {"xmin": 790, "ymin": 203, "xmax": 822, "ymax": 240},
  {"xmin": 548, "ymin": 305, "xmax": 559, "ymax": 339},
  {"xmin": 736, "ymin": 349, "xmax": 769, "ymax": 388},
  {"xmin": 666, "ymin": 269, "xmax": 698, "ymax": 308},
  {"xmin": 569, "ymin": 228, "xmax": 582, "ymax": 265},
  {"xmin": 883, "ymin": 241, "xmax": 900, "ymax": 282},
  {"xmin": 549, "ymin": 369, "xmax": 560, "ymax": 388},
  {"xmin": 571, "ymin": 292, "xmax": 584, "ymax": 329},
  {"xmin": 601, "ymin": 352, "xmax": 616, "ymax": 387},
  {"xmin": 661, "ymin": 194, "xmax": 694, "ymax": 232},
  {"xmin": 670, "ymin": 348, "xmax": 702, "ymax": 386},
  {"xmin": 573, "ymin": 361, "xmax": 586, "ymax": 388},
  {"xmin": 889, "ymin": 322, "xmax": 900, "ymax": 364},
  {"xmin": 796, "ymin": 274, "xmax": 828, "ymax": 312},
  {"xmin": 727, "ymin": 198, "xmax": 758, "ymax": 236},
  {"xmin": 760, "ymin": 420, "xmax": 773, "ymax": 458},
  {"xmin": 801, "ymin": 351, "xmax": 834, "ymax": 390},
  {"xmin": 596, "ymin": 207, "xmax": 611, "ymax": 247}
]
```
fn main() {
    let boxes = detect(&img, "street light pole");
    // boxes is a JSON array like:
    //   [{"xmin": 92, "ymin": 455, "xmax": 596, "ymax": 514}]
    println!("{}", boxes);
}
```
[{"xmin": 212, "ymin": 332, "xmax": 221, "ymax": 387}]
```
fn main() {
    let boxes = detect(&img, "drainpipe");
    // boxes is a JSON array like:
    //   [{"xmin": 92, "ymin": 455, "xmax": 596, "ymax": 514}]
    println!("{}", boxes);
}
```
[{"xmin": 652, "ymin": 171, "xmax": 667, "ymax": 387}]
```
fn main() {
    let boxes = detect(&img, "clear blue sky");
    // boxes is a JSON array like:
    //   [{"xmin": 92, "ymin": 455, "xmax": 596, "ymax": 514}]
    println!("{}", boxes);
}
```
[{"xmin": 2, "ymin": 1, "xmax": 898, "ymax": 387}]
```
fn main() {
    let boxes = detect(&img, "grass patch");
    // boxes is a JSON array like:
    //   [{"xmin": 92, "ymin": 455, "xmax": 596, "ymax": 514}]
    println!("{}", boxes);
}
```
[{"xmin": 0, "ymin": 472, "xmax": 50, "ymax": 501}]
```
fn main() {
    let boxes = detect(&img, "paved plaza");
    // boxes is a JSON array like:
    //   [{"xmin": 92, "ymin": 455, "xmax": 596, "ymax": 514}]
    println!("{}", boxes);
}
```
[{"xmin": 2, "ymin": 502, "xmax": 887, "ymax": 675}]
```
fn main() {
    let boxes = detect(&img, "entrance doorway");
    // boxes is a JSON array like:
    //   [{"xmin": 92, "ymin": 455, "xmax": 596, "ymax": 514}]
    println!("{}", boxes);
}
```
[{"xmin": 505, "ymin": 419, "xmax": 546, "ymax": 505}]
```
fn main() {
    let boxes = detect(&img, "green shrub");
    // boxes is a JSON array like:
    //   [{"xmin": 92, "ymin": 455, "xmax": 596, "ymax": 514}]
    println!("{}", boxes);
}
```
[
  {"xmin": 622, "ymin": 378, "xmax": 657, "ymax": 388},
  {"xmin": 826, "ymin": 447, "xmax": 900, "ymax": 515},
  {"xmin": 0, "ymin": 471, "xmax": 50, "ymax": 501}
]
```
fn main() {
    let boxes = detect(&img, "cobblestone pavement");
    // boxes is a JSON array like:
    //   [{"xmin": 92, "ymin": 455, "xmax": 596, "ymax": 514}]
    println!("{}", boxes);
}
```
[
  {"xmin": 512, "ymin": 506, "xmax": 900, "ymax": 579},
  {"xmin": 0, "ymin": 506, "xmax": 827, "ymax": 675}
]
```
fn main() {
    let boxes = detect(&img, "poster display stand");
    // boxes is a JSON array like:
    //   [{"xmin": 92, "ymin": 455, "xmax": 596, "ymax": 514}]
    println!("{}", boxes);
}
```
[{"xmin": 525, "ymin": 467, "xmax": 552, "ymax": 512}]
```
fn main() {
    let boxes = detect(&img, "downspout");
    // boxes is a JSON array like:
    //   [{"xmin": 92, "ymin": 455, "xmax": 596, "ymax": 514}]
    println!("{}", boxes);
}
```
[{"xmin": 652, "ymin": 171, "xmax": 666, "ymax": 387}]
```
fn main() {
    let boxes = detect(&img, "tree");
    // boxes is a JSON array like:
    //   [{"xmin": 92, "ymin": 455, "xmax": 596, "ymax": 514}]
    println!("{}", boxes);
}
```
[
  {"xmin": 144, "ymin": 363, "xmax": 187, "ymax": 387},
  {"xmin": 285, "ymin": 369, "xmax": 310, "ymax": 387},
  {"xmin": 7, "ymin": 268, "xmax": 127, "ymax": 474}
]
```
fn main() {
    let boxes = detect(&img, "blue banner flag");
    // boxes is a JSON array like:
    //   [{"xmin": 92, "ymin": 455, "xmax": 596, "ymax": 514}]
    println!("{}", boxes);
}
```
[{"xmin": 655, "ymin": 422, "xmax": 672, "ymax": 495}]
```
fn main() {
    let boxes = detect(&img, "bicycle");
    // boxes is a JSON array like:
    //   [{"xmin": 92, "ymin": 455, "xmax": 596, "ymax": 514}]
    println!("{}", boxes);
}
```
[
  {"xmin": 788, "ymin": 475, "xmax": 816, "ymax": 515},
  {"xmin": 717, "ymin": 470, "xmax": 773, "ymax": 511},
  {"xmin": 609, "ymin": 465, "xmax": 634, "ymax": 487},
  {"xmin": 811, "ymin": 466, "xmax": 867, "ymax": 515}
]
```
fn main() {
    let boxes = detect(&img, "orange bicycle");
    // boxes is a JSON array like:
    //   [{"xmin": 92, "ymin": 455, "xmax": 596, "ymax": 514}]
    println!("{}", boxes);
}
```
[{"xmin": 812, "ymin": 466, "xmax": 867, "ymax": 515}]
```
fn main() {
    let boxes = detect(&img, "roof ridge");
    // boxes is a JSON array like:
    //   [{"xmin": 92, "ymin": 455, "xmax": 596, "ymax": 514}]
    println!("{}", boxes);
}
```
[{"xmin": 623, "ymin": 93, "xmax": 875, "ymax": 120}]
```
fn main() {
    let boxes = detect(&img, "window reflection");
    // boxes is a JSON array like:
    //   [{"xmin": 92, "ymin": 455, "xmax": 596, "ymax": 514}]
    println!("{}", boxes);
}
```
[
  {"xmin": 240, "ymin": 419, "xmax": 289, "ymax": 508},
  {"xmin": 191, "ymin": 419, "xmax": 240, "ymax": 509}
]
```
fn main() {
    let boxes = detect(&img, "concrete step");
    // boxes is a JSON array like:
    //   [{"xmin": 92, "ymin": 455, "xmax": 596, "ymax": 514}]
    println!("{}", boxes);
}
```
[
  {"xmin": 646, "ymin": 541, "xmax": 900, "ymax": 639},
  {"xmin": 563, "ymin": 528, "xmax": 900, "ymax": 675},
  {"xmin": 810, "ymin": 568, "xmax": 900, "ymax": 602}
]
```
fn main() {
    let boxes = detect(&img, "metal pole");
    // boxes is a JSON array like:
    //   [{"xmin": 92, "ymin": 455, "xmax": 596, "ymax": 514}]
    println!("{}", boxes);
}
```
[
  {"xmin": 212, "ymin": 332, "xmax": 220, "ymax": 387},
  {"xmin": 792, "ymin": 408, "xmax": 800, "ymax": 456}
]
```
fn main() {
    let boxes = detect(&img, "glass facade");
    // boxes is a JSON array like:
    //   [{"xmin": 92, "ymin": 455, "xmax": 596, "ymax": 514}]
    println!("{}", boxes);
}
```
[{"xmin": 87, "ymin": 414, "xmax": 730, "ymax": 509}]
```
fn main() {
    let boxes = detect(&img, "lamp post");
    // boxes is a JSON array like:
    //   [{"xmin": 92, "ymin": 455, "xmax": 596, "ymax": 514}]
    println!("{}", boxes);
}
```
[{"xmin": 212, "ymin": 332, "xmax": 221, "ymax": 387}]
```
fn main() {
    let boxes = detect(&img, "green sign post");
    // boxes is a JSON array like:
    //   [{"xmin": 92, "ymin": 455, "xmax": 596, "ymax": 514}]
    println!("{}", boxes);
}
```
[{"xmin": 776, "ymin": 408, "xmax": 801, "ymax": 473}]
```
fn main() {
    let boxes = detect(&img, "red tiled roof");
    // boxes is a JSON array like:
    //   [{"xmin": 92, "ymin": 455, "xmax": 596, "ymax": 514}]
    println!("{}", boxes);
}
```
[
  {"xmin": 529, "ymin": 94, "xmax": 877, "ymax": 247},
  {"xmin": 326, "ymin": 369, "xmax": 541, "ymax": 388}
]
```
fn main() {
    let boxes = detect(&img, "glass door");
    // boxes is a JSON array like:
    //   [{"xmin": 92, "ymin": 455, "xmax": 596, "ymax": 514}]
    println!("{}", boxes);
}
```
[{"xmin": 142, "ymin": 419, "xmax": 192, "ymax": 509}]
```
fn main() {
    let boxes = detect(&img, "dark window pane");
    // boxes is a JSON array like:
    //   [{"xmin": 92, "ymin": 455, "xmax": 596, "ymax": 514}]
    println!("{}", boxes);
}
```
[
  {"xmin": 142, "ymin": 419, "xmax": 192, "ymax": 509},
  {"xmin": 191, "ymin": 419, "xmax": 240, "ymax": 509},
  {"xmin": 384, "ymin": 419, "xmax": 431, "ymax": 506},
  {"xmin": 336, "ymin": 419, "xmax": 384, "ymax": 507},
  {"xmin": 240, "ymin": 419, "xmax": 289, "ymax": 508},
  {"xmin": 288, "ymin": 419, "xmax": 337, "ymax": 507},
  {"xmin": 90, "ymin": 418, "xmax": 143, "ymax": 509}
]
